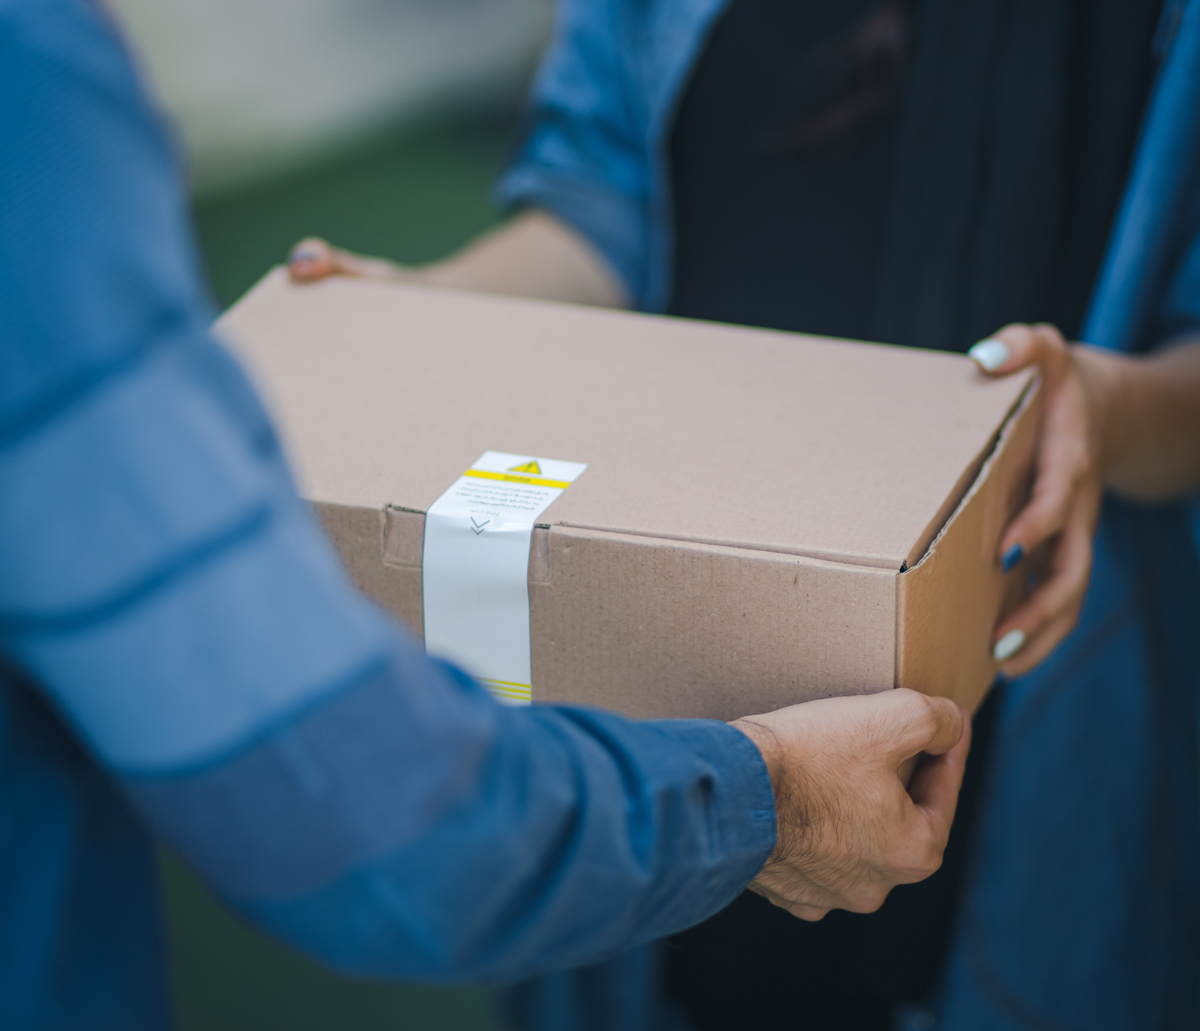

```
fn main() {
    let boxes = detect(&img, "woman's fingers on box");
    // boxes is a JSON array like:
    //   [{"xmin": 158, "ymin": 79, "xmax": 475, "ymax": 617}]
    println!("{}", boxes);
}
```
[
  {"xmin": 288, "ymin": 237, "xmax": 338, "ymax": 280},
  {"xmin": 969, "ymin": 323, "xmax": 1070, "ymax": 378},
  {"xmin": 999, "ymin": 456, "xmax": 1076, "ymax": 562},
  {"xmin": 288, "ymin": 238, "xmax": 403, "ymax": 282},
  {"xmin": 999, "ymin": 406, "xmax": 1095, "ymax": 562},
  {"xmin": 992, "ymin": 493, "xmax": 1096, "ymax": 672},
  {"xmin": 988, "ymin": 323, "xmax": 1102, "ymax": 590},
  {"xmin": 1000, "ymin": 609, "xmax": 1081, "ymax": 678}
]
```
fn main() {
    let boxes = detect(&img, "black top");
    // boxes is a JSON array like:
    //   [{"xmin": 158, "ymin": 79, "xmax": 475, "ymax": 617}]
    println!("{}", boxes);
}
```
[
  {"xmin": 667, "ymin": 0, "xmax": 1163, "ymax": 351},
  {"xmin": 664, "ymin": 2, "xmax": 1163, "ymax": 1028},
  {"xmin": 669, "ymin": 0, "xmax": 900, "ymax": 340}
]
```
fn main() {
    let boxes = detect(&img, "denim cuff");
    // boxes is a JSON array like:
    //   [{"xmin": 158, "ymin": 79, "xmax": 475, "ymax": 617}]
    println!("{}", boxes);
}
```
[
  {"xmin": 646, "ymin": 716, "xmax": 777, "ymax": 917},
  {"xmin": 494, "ymin": 165, "xmax": 648, "ymax": 308}
]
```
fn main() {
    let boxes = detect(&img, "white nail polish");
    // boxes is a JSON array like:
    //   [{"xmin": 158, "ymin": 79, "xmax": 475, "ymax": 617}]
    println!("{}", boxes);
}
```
[
  {"xmin": 968, "ymin": 338, "xmax": 1010, "ymax": 372},
  {"xmin": 993, "ymin": 628, "xmax": 1026, "ymax": 663}
]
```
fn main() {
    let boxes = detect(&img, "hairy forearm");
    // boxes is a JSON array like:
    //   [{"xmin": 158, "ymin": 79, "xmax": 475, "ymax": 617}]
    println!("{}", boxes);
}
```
[
  {"xmin": 1082, "ymin": 338, "xmax": 1200, "ymax": 501},
  {"xmin": 418, "ymin": 209, "xmax": 629, "ymax": 309}
]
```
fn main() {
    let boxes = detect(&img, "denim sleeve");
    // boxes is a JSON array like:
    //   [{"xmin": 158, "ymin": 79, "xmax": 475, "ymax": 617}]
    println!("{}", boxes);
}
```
[
  {"xmin": 0, "ymin": 0, "xmax": 776, "ymax": 983},
  {"xmin": 495, "ymin": 0, "xmax": 652, "ymax": 305}
]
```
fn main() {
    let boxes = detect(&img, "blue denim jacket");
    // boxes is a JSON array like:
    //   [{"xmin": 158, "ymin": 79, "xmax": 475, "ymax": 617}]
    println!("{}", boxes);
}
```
[{"xmin": 498, "ymin": 1, "xmax": 1200, "ymax": 1027}]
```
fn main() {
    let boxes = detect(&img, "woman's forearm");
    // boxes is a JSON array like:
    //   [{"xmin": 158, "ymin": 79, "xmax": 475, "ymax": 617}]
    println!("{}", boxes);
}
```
[
  {"xmin": 289, "ymin": 210, "xmax": 629, "ymax": 309},
  {"xmin": 1083, "ymin": 338, "xmax": 1200, "ymax": 502},
  {"xmin": 419, "ymin": 210, "xmax": 629, "ymax": 309}
]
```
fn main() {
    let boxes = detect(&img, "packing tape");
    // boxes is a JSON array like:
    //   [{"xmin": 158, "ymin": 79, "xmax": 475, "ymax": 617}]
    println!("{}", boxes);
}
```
[{"xmin": 422, "ymin": 451, "xmax": 587, "ymax": 705}]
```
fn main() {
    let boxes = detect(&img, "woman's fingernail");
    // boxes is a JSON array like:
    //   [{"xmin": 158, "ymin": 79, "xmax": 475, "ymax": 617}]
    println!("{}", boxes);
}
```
[
  {"xmin": 289, "ymin": 250, "xmax": 319, "ymax": 265},
  {"xmin": 968, "ymin": 338, "xmax": 1010, "ymax": 372},
  {"xmin": 1001, "ymin": 542, "xmax": 1025, "ymax": 572},
  {"xmin": 993, "ymin": 629, "xmax": 1026, "ymax": 663}
]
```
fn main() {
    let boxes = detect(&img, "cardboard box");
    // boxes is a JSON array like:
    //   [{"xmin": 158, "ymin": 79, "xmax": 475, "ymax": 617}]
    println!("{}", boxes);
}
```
[{"xmin": 219, "ymin": 271, "xmax": 1038, "ymax": 718}]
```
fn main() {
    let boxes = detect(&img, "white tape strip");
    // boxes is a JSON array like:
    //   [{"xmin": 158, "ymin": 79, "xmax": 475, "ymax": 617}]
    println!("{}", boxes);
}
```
[{"xmin": 422, "ymin": 451, "xmax": 587, "ymax": 705}]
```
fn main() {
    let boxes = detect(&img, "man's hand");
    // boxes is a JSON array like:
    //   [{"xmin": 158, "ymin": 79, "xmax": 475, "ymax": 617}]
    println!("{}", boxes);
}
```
[{"xmin": 732, "ymin": 689, "xmax": 970, "ymax": 921}]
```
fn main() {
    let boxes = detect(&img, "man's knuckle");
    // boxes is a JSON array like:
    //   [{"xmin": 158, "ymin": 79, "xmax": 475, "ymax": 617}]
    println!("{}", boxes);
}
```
[
  {"xmin": 918, "ymin": 842, "xmax": 945, "ymax": 880},
  {"xmin": 844, "ymin": 889, "xmax": 879, "ymax": 914},
  {"xmin": 906, "ymin": 693, "xmax": 937, "ymax": 731}
]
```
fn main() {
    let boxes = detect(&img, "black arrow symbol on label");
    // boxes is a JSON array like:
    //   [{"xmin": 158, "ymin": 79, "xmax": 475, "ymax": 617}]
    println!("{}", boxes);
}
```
[{"xmin": 471, "ymin": 517, "xmax": 491, "ymax": 534}]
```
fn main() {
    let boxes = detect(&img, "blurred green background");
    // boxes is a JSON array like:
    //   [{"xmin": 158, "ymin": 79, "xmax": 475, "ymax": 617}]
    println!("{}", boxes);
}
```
[
  {"xmin": 167, "ymin": 114, "xmax": 513, "ymax": 1031},
  {"xmin": 193, "ymin": 116, "xmax": 509, "ymax": 310}
]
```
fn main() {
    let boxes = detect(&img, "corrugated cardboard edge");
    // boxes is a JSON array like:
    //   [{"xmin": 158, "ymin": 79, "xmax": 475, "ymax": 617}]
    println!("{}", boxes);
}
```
[
  {"xmin": 901, "ymin": 370, "xmax": 1037, "ymax": 570},
  {"xmin": 896, "ymin": 376, "xmax": 1043, "ymax": 712},
  {"xmin": 351, "ymin": 508, "xmax": 898, "ymax": 721},
  {"xmin": 316, "ymin": 502, "xmax": 424, "ymax": 632}
]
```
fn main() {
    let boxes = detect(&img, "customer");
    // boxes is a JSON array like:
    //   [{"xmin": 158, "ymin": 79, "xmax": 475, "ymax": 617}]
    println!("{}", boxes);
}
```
[
  {"xmin": 0, "ymin": 2, "xmax": 979, "ymax": 1029},
  {"xmin": 291, "ymin": 0, "xmax": 1200, "ymax": 1026}
]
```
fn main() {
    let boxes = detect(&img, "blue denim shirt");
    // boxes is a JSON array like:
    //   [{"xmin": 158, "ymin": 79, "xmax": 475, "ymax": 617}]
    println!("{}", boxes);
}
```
[
  {"xmin": 498, "ymin": 1, "xmax": 1200, "ymax": 1028},
  {"xmin": 0, "ymin": 2, "xmax": 777, "ymax": 1027}
]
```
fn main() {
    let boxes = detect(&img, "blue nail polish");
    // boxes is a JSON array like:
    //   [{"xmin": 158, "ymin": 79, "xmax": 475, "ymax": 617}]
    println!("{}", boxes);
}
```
[{"xmin": 1001, "ymin": 543, "xmax": 1024, "ymax": 573}]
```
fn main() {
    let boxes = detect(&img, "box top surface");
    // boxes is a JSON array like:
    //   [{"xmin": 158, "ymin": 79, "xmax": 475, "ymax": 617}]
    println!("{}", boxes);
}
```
[{"xmin": 220, "ymin": 271, "xmax": 1034, "ymax": 569}]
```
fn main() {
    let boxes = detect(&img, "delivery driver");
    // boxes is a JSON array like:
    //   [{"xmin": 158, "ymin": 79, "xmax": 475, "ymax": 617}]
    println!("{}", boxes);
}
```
[{"xmin": 0, "ymin": 2, "xmax": 975, "ymax": 1028}]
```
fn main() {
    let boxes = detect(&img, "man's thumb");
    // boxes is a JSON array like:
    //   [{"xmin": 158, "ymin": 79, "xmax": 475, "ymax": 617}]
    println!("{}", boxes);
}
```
[{"xmin": 883, "ymin": 690, "xmax": 965, "ymax": 763}]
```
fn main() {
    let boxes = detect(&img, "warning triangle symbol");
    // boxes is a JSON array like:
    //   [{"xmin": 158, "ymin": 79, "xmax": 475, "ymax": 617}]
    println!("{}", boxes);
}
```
[{"xmin": 508, "ymin": 460, "xmax": 542, "ymax": 475}]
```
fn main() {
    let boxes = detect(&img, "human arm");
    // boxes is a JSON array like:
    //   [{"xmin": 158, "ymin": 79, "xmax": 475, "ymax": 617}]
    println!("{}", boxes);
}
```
[
  {"xmin": 288, "ymin": 210, "xmax": 627, "ymax": 308},
  {"xmin": 290, "ymin": 0, "xmax": 649, "ymax": 310},
  {"xmin": 1081, "ymin": 337, "xmax": 1200, "ymax": 500},
  {"xmin": 969, "ymin": 326, "xmax": 1200, "ymax": 675}
]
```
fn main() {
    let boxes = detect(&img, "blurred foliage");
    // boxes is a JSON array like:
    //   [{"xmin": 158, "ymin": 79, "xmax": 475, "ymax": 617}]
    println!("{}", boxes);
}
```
[
  {"xmin": 167, "ymin": 114, "xmax": 515, "ymax": 1031},
  {"xmin": 193, "ymin": 114, "xmax": 513, "ymax": 310}
]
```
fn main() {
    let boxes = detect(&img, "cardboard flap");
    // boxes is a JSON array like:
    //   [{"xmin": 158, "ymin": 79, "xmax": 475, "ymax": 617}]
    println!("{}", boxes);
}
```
[{"xmin": 895, "ymin": 378, "xmax": 1042, "ymax": 711}]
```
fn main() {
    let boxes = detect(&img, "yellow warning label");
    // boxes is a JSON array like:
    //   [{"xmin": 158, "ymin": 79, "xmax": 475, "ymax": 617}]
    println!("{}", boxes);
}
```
[
  {"xmin": 508, "ymin": 460, "xmax": 543, "ymax": 475},
  {"xmin": 464, "ymin": 469, "xmax": 573, "ymax": 489}
]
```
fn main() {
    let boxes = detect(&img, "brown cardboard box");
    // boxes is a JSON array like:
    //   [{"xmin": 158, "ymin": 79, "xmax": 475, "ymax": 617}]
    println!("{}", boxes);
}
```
[{"xmin": 218, "ymin": 270, "xmax": 1039, "ymax": 718}]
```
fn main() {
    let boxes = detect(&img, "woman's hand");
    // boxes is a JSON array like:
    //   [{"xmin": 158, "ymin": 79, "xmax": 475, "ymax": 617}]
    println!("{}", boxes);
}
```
[
  {"xmin": 968, "ymin": 324, "xmax": 1124, "ymax": 677},
  {"xmin": 288, "ymin": 237, "xmax": 417, "ymax": 283}
]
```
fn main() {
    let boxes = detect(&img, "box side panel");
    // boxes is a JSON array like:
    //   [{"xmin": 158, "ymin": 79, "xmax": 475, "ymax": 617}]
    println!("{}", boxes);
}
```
[
  {"xmin": 532, "ymin": 527, "xmax": 896, "ymax": 721},
  {"xmin": 896, "ymin": 380, "xmax": 1041, "ymax": 712},
  {"xmin": 321, "ymin": 506, "xmax": 896, "ymax": 720},
  {"xmin": 311, "ymin": 502, "xmax": 424, "ymax": 635}
]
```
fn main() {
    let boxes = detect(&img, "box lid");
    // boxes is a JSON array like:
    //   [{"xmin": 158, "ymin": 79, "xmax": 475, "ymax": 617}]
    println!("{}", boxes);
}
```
[{"xmin": 219, "ymin": 270, "xmax": 1035, "ymax": 571}]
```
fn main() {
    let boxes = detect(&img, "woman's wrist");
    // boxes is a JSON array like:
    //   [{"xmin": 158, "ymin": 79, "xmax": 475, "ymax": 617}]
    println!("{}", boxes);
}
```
[
  {"xmin": 1071, "ymin": 345, "xmax": 1140, "ymax": 486},
  {"xmin": 1074, "ymin": 340, "xmax": 1200, "ymax": 500}
]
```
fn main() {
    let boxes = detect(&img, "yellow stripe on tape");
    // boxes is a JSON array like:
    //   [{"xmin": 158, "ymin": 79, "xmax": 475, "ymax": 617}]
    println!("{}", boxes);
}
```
[
  {"xmin": 481, "ymin": 678, "xmax": 532, "ymax": 702},
  {"xmin": 489, "ymin": 690, "xmax": 531, "ymax": 701},
  {"xmin": 463, "ymin": 469, "xmax": 573, "ymax": 490},
  {"xmin": 481, "ymin": 677, "xmax": 532, "ymax": 690}
]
